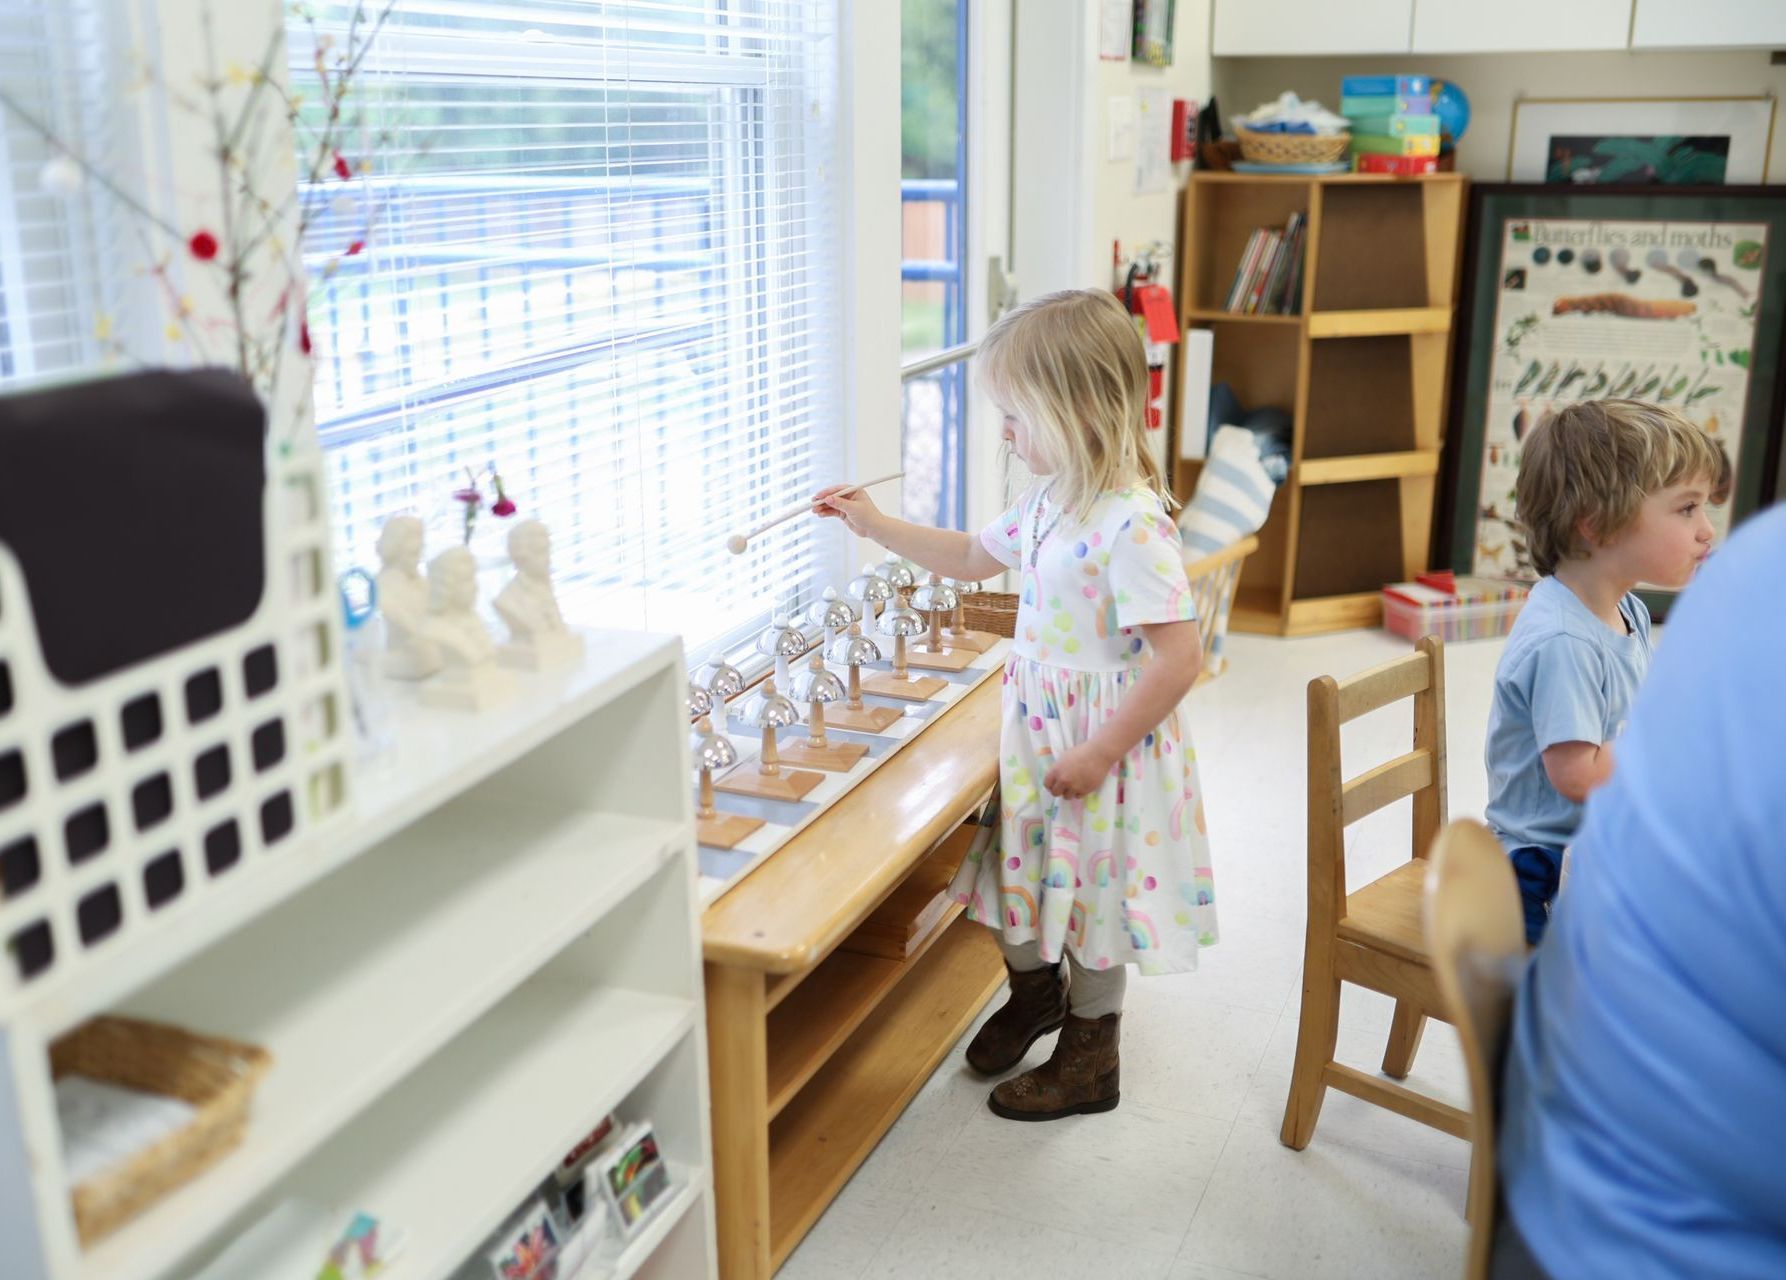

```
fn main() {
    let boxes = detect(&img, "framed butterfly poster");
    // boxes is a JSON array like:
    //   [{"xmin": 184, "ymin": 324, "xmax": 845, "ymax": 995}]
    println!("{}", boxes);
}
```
[{"xmin": 1440, "ymin": 183, "xmax": 1786, "ymax": 614}]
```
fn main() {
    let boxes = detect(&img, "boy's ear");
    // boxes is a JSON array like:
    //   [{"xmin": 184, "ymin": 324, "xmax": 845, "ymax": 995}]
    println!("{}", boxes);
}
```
[{"xmin": 1576, "ymin": 514, "xmax": 1603, "ymax": 550}]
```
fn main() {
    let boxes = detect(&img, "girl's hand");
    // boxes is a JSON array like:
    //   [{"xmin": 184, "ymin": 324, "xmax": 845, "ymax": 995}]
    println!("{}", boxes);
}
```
[
  {"xmin": 1043, "ymin": 741, "xmax": 1117, "ymax": 801},
  {"xmin": 812, "ymin": 483, "xmax": 884, "ymax": 539}
]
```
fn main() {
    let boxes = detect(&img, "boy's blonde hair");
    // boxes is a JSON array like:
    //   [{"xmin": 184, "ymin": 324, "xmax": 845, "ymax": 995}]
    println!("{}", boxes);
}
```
[
  {"xmin": 977, "ymin": 288, "xmax": 1171, "ymax": 517},
  {"xmin": 1516, "ymin": 398, "xmax": 1729, "ymax": 576}
]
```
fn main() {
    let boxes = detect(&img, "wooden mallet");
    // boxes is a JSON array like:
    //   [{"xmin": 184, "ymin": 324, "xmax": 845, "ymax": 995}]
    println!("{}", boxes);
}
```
[{"xmin": 726, "ymin": 471, "xmax": 904, "ymax": 555}]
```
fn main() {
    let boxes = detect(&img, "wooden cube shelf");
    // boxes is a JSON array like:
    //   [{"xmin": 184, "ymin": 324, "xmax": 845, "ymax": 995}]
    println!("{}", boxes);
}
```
[{"xmin": 1171, "ymin": 173, "xmax": 1467, "ymax": 636}]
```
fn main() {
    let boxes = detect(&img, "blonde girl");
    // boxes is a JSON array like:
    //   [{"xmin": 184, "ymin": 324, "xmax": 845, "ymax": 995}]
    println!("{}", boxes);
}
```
[{"xmin": 813, "ymin": 289, "xmax": 1218, "ymax": 1121}]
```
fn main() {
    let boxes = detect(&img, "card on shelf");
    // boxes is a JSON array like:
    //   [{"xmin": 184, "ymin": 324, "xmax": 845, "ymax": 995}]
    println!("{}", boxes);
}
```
[
  {"xmin": 485, "ymin": 1197, "xmax": 559, "ymax": 1280},
  {"xmin": 317, "ymin": 1212, "xmax": 408, "ymax": 1280},
  {"xmin": 596, "ymin": 1122, "xmax": 673, "ymax": 1237}
]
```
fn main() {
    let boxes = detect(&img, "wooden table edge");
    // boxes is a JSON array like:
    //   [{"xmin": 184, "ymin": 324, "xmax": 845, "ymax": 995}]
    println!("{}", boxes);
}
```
[{"xmin": 701, "ymin": 677, "xmax": 1003, "ymax": 974}]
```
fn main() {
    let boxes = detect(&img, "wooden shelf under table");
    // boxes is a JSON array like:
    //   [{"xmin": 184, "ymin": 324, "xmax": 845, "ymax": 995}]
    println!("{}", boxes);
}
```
[
  {"xmin": 702, "ymin": 677, "xmax": 1005, "ymax": 1280},
  {"xmin": 768, "ymin": 915, "xmax": 1003, "ymax": 1270}
]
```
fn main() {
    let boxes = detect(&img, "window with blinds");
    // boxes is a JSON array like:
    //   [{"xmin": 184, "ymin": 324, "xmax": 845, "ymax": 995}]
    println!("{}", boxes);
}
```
[
  {"xmin": 0, "ymin": 0, "xmax": 131, "ymax": 387},
  {"xmin": 291, "ymin": 0, "xmax": 841, "ymax": 662}
]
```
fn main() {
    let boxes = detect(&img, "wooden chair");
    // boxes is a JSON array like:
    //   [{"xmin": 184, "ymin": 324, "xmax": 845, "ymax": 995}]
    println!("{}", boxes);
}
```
[
  {"xmin": 1182, "ymin": 534, "xmax": 1258, "ymax": 685},
  {"xmin": 1424, "ymin": 818, "xmax": 1527, "ymax": 1280},
  {"xmin": 1280, "ymin": 635, "xmax": 1466, "ymax": 1150}
]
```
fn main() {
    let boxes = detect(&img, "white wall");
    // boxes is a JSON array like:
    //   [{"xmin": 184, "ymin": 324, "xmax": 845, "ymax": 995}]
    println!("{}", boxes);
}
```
[
  {"xmin": 1014, "ymin": 0, "xmax": 1214, "ymax": 291},
  {"xmin": 1008, "ymin": 0, "xmax": 1212, "ymax": 491},
  {"xmin": 1090, "ymin": 0, "xmax": 1214, "ymax": 282},
  {"xmin": 1213, "ymin": 48, "xmax": 1786, "ymax": 183}
]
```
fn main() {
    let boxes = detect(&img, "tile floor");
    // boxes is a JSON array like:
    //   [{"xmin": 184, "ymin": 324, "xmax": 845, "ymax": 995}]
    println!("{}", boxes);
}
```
[{"xmin": 779, "ymin": 627, "xmax": 1509, "ymax": 1280}]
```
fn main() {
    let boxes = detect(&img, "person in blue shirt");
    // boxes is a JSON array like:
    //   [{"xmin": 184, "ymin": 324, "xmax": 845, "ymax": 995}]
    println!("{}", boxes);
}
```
[
  {"xmin": 1483, "ymin": 399, "xmax": 1726, "ymax": 942},
  {"xmin": 1494, "ymin": 503, "xmax": 1786, "ymax": 1280}
]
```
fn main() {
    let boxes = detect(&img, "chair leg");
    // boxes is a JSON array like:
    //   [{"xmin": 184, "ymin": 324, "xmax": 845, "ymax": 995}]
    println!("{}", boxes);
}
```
[
  {"xmin": 1279, "ymin": 965, "xmax": 1340, "ymax": 1150},
  {"xmin": 1382, "ymin": 999, "xmax": 1428, "ymax": 1079}
]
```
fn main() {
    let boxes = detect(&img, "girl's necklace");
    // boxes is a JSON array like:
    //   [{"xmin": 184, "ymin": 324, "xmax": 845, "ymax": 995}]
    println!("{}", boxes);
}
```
[{"xmin": 1029, "ymin": 485, "xmax": 1065, "ymax": 568}]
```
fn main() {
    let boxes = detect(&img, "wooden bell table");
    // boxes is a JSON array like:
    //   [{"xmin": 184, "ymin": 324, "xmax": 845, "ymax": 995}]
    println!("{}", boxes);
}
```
[{"xmin": 701, "ymin": 677, "xmax": 1005, "ymax": 1279}]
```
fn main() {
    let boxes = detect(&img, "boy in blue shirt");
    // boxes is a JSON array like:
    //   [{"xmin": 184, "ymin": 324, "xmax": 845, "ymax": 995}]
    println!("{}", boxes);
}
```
[{"xmin": 1484, "ymin": 399, "xmax": 1726, "ymax": 943}]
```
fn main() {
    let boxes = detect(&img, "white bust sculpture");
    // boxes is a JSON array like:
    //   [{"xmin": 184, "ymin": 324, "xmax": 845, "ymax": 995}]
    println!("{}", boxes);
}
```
[
  {"xmin": 375, "ymin": 515, "xmax": 439, "ymax": 679},
  {"xmin": 418, "ymin": 546, "xmax": 512, "ymax": 710},
  {"xmin": 494, "ymin": 520, "xmax": 582, "ymax": 670}
]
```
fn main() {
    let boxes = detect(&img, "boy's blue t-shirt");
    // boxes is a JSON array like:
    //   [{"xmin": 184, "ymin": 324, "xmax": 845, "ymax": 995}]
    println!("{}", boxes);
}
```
[{"xmin": 1484, "ymin": 575, "xmax": 1652, "ymax": 852}]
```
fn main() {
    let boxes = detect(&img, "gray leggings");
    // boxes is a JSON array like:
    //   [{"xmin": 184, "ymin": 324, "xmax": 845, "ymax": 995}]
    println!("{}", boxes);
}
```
[{"xmin": 997, "ymin": 937, "xmax": 1127, "ymax": 1018}]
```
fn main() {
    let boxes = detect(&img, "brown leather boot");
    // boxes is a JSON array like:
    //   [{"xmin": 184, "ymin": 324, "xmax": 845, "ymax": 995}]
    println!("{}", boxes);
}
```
[
  {"xmin": 964, "ymin": 961, "xmax": 1068, "ymax": 1075},
  {"xmin": 987, "ymin": 1012, "xmax": 1120, "ymax": 1121}
]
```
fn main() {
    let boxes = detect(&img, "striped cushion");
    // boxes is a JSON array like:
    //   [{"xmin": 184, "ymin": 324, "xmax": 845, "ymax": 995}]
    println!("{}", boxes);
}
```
[{"xmin": 1177, "ymin": 425, "xmax": 1279, "ymax": 557}]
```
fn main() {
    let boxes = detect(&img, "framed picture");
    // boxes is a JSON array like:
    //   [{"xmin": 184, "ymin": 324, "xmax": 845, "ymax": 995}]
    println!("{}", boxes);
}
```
[
  {"xmin": 1132, "ymin": 0, "xmax": 1174, "ymax": 67},
  {"xmin": 1508, "ymin": 97, "xmax": 1776, "ymax": 185},
  {"xmin": 1441, "ymin": 184, "xmax": 1786, "ymax": 614}
]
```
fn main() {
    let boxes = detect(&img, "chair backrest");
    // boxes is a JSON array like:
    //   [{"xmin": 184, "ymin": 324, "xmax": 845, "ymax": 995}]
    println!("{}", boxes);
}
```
[
  {"xmin": 1424, "ymin": 819, "xmax": 1527, "ymax": 1280},
  {"xmin": 1306, "ymin": 634, "xmax": 1448, "ymax": 926},
  {"xmin": 1183, "ymin": 534, "xmax": 1259, "ymax": 680}
]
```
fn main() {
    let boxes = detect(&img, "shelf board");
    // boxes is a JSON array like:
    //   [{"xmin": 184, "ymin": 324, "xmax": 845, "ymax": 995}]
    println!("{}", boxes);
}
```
[
  {"xmin": 766, "ymin": 901, "xmax": 966, "ymax": 1119},
  {"xmin": 1191, "ymin": 172, "xmax": 1464, "ymax": 186},
  {"xmin": 767, "ymin": 917, "xmax": 1001, "ymax": 1269},
  {"xmin": 104, "ymin": 981, "xmax": 697, "ymax": 1280},
  {"xmin": 1184, "ymin": 309, "xmax": 1303, "ymax": 326},
  {"xmin": 1298, "ymin": 451, "xmax": 1440, "ymax": 486},
  {"xmin": 1228, "ymin": 583, "xmax": 1287, "ymax": 633},
  {"xmin": 1285, "ymin": 592, "xmax": 1385, "ymax": 636},
  {"xmin": 1307, "ymin": 307, "xmax": 1452, "ymax": 339},
  {"xmin": 27, "ymin": 629, "xmax": 685, "ymax": 1036},
  {"xmin": 90, "ymin": 801, "xmax": 686, "ymax": 1280}
]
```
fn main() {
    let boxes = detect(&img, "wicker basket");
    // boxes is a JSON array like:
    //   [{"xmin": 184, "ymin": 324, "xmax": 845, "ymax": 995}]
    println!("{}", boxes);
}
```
[
  {"xmin": 1235, "ymin": 127, "xmax": 1350, "ymax": 167},
  {"xmin": 958, "ymin": 591, "xmax": 1018, "ymax": 639},
  {"xmin": 51, "ymin": 1016, "xmax": 271, "ymax": 1245}
]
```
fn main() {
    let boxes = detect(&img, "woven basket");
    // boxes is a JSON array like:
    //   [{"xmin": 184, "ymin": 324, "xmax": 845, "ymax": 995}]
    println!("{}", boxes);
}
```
[
  {"xmin": 51, "ymin": 1016, "xmax": 271, "ymax": 1245},
  {"xmin": 1235, "ymin": 127, "xmax": 1350, "ymax": 166},
  {"xmin": 957, "ymin": 591, "xmax": 1018, "ymax": 639}
]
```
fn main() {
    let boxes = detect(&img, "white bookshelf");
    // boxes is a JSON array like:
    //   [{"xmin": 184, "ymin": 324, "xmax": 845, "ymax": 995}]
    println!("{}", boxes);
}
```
[{"xmin": 0, "ymin": 630, "xmax": 717, "ymax": 1280}]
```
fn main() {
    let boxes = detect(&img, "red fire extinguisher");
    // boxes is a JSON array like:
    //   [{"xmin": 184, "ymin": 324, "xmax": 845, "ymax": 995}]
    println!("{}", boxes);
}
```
[{"xmin": 1118, "ymin": 244, "xmax": 1180, "ymax": 430}]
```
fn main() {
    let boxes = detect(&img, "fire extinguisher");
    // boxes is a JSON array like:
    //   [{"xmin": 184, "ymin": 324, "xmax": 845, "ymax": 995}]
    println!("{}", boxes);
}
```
[{"xmin": 1118, "ymin": 243, "xmax": 1179, "ymax": 431}]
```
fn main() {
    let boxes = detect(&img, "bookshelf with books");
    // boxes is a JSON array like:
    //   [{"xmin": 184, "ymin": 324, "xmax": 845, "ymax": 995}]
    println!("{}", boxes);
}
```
[{"xmin": 1172, "ymin": 171, "xmax": 1467, "ymax": 635}]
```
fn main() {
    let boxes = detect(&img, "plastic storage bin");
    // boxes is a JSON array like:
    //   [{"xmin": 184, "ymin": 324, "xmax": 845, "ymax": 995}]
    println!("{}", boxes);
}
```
[{"xmin": 1383, "ymin": 588, "xmax": 1526, "ymax": 642}]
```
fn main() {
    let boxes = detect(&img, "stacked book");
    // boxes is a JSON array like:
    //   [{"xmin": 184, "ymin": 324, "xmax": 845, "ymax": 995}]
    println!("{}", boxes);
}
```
[
  {"xmin": 1223, "ymin": 212, "xmax": 1307, "ymax": 315},
  {"xmin": 1342, "ymin": 74, "xmax": 1440, "ymax": 175}
]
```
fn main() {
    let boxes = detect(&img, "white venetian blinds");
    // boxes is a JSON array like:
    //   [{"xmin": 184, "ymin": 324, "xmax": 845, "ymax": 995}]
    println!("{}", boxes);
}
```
[
  {"xmin": 290, "ymin": 0, "xmax": 840, "ymax": 657},
  {"xmin": 0, "ymin": 0, "xmax": 132, "ymax": 387}
]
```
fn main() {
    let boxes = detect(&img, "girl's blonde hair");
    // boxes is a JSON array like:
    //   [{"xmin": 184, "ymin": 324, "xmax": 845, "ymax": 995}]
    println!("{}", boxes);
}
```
[{"xmin": 977, "ymin": 288, "xmax": 1172, "ymax": 518}]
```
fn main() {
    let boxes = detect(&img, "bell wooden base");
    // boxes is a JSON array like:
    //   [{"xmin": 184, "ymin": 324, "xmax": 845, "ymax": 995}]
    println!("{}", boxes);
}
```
[
  {"xmin": 905, "ymin": 644, "xmax": 977, "ymax": 673},
  {"xmin": 715, "ymin": 764, "xmax": 825, "ymax": 803},
  {"xmin": 779, "ymin": 738, "xmax": 869, "ymax": 773},
  {"xmin": 941, "ymin": 628, "xmax": 998, "ymax": 653},
  {"xmin": 697, "ymin": 810, "xmax": 766, "ymax": 849},
  {"xmin": 827, "ymin": 702, "xmax": 904, "ymax": 733},
  {"xmin": 861, "ymin": 670, "xmax": 948, "ymax": 702}
]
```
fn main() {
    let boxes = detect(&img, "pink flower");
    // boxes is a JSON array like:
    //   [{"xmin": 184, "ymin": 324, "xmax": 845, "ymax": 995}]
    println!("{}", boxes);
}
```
[
  {"xmin": 489, "ymin": 468, "xmax": 517, "ymax": 518},
  {"xmin": 453, "ymin": 487, "xmax": 481, "ymax": 506},
  {"xmin": 333, "ymin": 153, "xmax": 352, "ymax": 180},
  {"xmin": 187, "ymin": 230, "xmax": 219, "ymax": 260},
  {"xmin": 345, "ymin": 239, "xmax": 365, "ymax": 256},
  {"xmin": 298, "ymin": 320, "xmax": 312, "ymax": 355}
]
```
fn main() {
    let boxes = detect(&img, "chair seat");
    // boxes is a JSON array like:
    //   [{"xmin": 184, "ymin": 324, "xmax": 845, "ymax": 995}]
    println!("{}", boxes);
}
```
[{"xmin": 1337, "ymin": 860, "xmax": 1431, "ymax": 965}]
